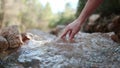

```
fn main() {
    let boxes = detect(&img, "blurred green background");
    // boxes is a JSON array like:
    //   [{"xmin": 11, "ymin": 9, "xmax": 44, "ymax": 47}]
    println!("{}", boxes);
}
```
[
  {"xmin": 0, "ymin": 0, "xmax": 77, "ymax": 32},
  {"xmin": 0, "ymin": 0, "xmax": 120, "ymax": 32}
]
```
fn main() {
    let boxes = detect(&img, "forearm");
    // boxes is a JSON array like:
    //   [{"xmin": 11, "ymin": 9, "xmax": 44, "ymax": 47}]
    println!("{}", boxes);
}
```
[{"xmin": 77, "ymin": 0, "xmax": 103, "ymax": 25}]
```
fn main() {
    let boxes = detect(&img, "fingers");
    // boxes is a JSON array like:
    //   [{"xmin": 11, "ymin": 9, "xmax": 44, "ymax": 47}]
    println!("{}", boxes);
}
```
[
  {"xmin": 60, "ymin": 29, "xmax": 76, "ymax": 41},
  {"xmin": 60, "ymin": 29, "xmax": 70, "ymax": 39},
  {"xmin": 60, "ymin": 27, "xmax": 77, "ymax": 41},
  {"xmin": 69, "ymin": 30, "xmax": 72, "ymax": 37},
  {"xmin": 70, "ymin": 31, "xmax": 76, "ymax": 41}
]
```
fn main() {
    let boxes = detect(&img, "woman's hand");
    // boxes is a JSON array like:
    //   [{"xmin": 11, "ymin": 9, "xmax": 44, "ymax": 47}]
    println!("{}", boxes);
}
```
[
  {"xmin": 60, "ymin": 0, "xmax": 103, "ymax": 41},
  {"xmin": 60, "ymin": 19, "xmax": 82, "ymax": 41}
]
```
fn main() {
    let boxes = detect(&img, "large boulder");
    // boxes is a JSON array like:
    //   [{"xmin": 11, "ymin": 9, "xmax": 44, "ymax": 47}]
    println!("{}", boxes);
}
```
[
  {"xmin": 0, "ymin": 25, "xmax": 23, "ymax": 49},
  {"xmin": 0, "ymin": 25, "xmax": 32, "ymax": 52},
  {"xmin": 0, "ymin": 30, "xmax": 120, "ymax": 68},
  {"xmin": 0, "ymin": 36, "xmax": 9, "ymax": 52}
]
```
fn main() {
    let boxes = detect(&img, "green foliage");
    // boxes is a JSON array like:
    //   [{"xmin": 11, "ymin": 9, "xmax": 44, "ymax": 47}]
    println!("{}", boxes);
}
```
[
  {"xmin": 19, "ymin": 0, "xmax": 54, "ymax": 30},
  {"xmin": 16, "ymin": 0, "xmax": 44, "ymax": 31},
  {"xmin": 0, "ymin": 0, "xmax": 76, "ymax": 31},
  {"xmin": 76, "ymin": 0, "xmax": 87, "ymax": 17},
  {"xmin": 0, "ymin": 0, "xmax": 4, "ymax": 28},
  {"xmin": 40, "ymin": 3, "xmax": 53, "ymax": 21},
  {"xmin": 48, "ymin": 3, "xmax": 75, "ymax": 28},
  {"xmin": 49, "ymin": 13, "xmax": 75, "ymax": 28},
  {"xmin": 95, "ymin": 0, "xmax": 120, "ymax": 14},
  {"xmin": 76, "ymin": 0, "xmax": 120, "ymax": 17}
]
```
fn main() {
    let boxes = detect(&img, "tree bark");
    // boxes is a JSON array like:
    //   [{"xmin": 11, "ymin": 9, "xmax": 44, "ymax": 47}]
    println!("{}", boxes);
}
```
[{"xmin": 0, "ymin": 0, "xmax": 5, "ymax": 28}]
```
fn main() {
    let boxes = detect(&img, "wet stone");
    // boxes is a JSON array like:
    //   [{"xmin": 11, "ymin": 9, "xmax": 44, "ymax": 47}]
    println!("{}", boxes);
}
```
[
  {"xmin": 0, "ymin": 30, "xmax": 120, "ymax": 68},
  {"xmin": 0, "ymin": 36, "xmax": 9, "ymax": 51},
  {"xmin": 0, "ymin": 25, "xmax": 23, "ymax": 48}
]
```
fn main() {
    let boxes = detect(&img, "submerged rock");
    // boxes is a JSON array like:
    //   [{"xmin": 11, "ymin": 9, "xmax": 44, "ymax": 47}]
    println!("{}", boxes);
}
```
[{"xmin": 0, "ymin": 30, "xmax": 120, "ymax": 68}]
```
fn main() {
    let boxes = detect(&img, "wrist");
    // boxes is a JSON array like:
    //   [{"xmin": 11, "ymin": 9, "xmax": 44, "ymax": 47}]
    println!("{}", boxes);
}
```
[{"xmin": 76, "ymin": 18, "xmax": 85, "ymax": 26}]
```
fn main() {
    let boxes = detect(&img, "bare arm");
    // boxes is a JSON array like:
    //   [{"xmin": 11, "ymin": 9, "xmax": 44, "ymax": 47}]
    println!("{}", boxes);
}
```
[
  {"xmin": 60, "ymin": 0, "xmax": 103, "ymax": 40},
  {"xmin": 77, "ymin": 0, "xmax": 103, "ymax": 26}
]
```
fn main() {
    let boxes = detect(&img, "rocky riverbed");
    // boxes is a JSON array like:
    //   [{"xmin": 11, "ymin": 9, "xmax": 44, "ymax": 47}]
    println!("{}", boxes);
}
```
[{"xmin": 0, "ymin": 29, "xmax": 120, "ymax": 68}]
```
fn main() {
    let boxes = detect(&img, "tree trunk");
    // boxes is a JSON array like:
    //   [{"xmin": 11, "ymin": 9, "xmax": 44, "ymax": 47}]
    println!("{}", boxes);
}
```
[{"xmin": 0, "ymin": 0, "xmax": 5, "ymax": 28}]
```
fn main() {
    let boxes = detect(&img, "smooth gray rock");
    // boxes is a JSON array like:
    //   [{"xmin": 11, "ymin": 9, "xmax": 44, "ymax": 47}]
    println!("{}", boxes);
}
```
[{"xmin": 0, "ymin": 30, "xmax": 120, "ymax": 68}]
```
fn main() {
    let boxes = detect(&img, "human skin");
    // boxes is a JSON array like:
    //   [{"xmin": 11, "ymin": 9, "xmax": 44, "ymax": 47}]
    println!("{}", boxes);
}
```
[{"xmin": 60, "ymin": 0, "xmax": 103, "ymax": 41}]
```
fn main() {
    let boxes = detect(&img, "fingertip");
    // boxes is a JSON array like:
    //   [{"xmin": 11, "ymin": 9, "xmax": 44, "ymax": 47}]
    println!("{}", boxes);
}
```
[
  {"xmin": 60, "ymin": 29, "xmax": 70, "ymax": 39},
  {"xmin": 68, "ymin": 30, "xmax": 72, "ymax": 37},
  {"xmin": 69, "ymin": 36, "xmax": 73, "ymax": 41},
  {"xmin": 69, "ymin": 32, "xmax": 75, "ymax": 41},
  {"xmin": 60, "ymin": 32, "xmax": 65, "ymax": 39}
]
